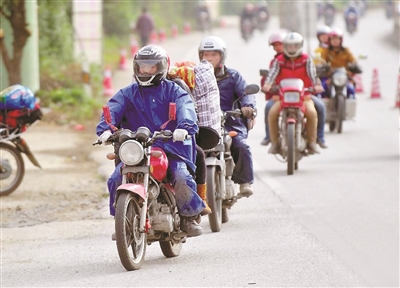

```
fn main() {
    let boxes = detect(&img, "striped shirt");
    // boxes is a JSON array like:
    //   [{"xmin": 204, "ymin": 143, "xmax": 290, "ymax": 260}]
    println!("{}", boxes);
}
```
[{"xmin": 192, "ymin": 60, "xmax": 221, "ymax": 134}]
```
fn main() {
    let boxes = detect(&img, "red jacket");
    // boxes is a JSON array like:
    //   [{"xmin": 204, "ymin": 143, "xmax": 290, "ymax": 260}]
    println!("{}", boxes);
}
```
[{"xmin": 267, "ymin": 53, "xmax": 319, "ymax": 94}]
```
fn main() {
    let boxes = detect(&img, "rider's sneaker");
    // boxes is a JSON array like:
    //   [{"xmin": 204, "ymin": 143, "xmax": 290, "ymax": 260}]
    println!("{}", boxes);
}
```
[
  {"xmin": 260, "ymin": 138, "xmax": 270, "ymax": 146},
  {"xmin": 238, "ymin": 183, "xmax": 253, "ymax": 198},
  {"xmin": 317, "ymin": 139, "xmax": 328, "ymax": 149},
  {"xmin": 307, "ymin": 142, "xmax": 320, "ymax": 154},
  {"xmin": 268, "ymin": 142, "xmax": 281, "ymax": 154},
  {"xmin": 180, "ymin": 216, "xmax": 203, "ymax": 237}
]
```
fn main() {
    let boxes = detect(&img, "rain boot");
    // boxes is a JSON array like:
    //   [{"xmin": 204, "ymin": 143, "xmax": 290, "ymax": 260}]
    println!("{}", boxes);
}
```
[{"xmin": 197, "ymin": 183, "xmax": 212, "ymax": 216}]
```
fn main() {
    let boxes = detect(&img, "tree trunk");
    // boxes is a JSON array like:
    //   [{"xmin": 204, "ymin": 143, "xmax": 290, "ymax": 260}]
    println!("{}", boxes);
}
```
[{"xmin": 0, "ymin": 0, "xmax": 31, "ymax": 86}]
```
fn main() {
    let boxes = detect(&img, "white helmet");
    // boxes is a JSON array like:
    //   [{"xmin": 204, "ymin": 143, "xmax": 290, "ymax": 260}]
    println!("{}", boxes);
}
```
[
  {"xmin": 198, "ymin": 36, "xmax": 227, "ymax": 65},
  {"xmin": 283, "ymin": 32, "xmax": 304, "ymax": 58}
]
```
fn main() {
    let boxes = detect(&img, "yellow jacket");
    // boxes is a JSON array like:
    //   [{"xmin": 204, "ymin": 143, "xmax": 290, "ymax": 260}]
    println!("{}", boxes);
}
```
[{"xmin": 319, "ymin": 47, "xmax": 356, "ymax": 70}]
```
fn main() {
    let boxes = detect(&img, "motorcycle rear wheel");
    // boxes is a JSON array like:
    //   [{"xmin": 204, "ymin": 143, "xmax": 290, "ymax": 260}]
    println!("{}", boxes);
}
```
[
  {"xmin": 115, "ymin": 192, "xmax": 146, "ymax": 271},
  {"xmin": 206, "ymin": 166, "xmax": 222, "ymax": 232},
  {"xmin": 287, "ymin": 123, "xmax": 295, "ymax": 175},
  {"xmin": 0, "ymin": 142, "xmax": 25, "ymax": 196}
]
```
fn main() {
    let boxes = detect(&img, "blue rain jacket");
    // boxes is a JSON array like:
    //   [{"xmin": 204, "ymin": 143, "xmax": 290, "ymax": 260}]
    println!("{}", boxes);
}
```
[
  {"xmin": 217, "ymin": 67, "xmax": 257, "ymax": 138},
  {"xmin": 96, "ymin": 80, "xmax": 199, "ymax": 172}
]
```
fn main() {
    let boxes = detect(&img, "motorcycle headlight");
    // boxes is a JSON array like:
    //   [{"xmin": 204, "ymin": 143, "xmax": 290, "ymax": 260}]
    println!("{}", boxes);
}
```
[
  {"xmin": 333, "ymin": 73, "xmax": 348, "ymax": 86},
  {"xmin": 283, "ymin": 92, "xmax": 300, "ymax": 103},
  {"xmin": 119, "ymin": 140, "xmax": 144, "ymax": 165}
]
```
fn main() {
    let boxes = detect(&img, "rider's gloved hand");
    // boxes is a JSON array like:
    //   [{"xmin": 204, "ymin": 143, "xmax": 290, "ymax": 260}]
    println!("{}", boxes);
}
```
[
  {"xmin": 173, "ymin": 129, "xmax": 188, "ymax": 142},
  {"xmin": 241, "ymin": 107, "xmax": 255, "ymax": 118},
  {"xmin": 99, "ymin": 130, "xmax": 112, "ymax": 145}
]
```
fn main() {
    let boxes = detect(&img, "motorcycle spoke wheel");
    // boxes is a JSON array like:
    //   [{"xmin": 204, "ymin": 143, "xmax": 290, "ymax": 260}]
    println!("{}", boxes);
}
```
[
  {"xmin": 159, "ymin": 240, "xmax": 182, "ymax": 258},
  {"xmin": 337, "ymin": 96, "xmax": 345, "ymax": 134},
  {"xmin": 0, "ymin": 142, "xmax": 25, "ymax": 196},
  {"xmin": 115, "ymin": 192, "xmax": 146, "ymax": 271},
  {"xmin": 207, "ymin": 166, "xmax": 222, "ymax": 232}
]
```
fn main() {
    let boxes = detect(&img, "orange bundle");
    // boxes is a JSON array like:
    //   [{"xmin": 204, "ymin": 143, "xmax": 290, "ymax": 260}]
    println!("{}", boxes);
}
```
[{"xmin": 169, "ymin": 65, "xmax": 195, "ymax": 89}]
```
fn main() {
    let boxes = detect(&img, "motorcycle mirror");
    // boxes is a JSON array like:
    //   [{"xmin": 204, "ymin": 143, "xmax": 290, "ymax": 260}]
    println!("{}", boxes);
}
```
[
  {"xmin": 169, "ymin": 102, "xmax": 176, "ymax": 120},
  {"xmin": 259, "ymin": 69, "xmax": 269, "ymax": 77},
  {"xmin": 244, "ymin": 84, "xmax": 260, "ymax": 96}
]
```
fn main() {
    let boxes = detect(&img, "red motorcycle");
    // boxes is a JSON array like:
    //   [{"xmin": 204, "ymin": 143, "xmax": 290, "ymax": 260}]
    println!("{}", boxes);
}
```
[
  {"xmin": 94, "ymin": 105, "xmax": 189, "ymax": 271},
  {"xmin": 275, "ymin": 78, "xmax": 316, "ymax": 175}
]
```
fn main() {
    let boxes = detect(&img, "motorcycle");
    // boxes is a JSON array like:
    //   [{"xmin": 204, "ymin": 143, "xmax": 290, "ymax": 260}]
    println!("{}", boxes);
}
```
[
  {"xmin": 240, "ymin": 18, "xmax": 254, "ymax": 42},
  {"xmin": 255, "ymin": 9, "xmax": 268, "ymax": 32},
  {"xmin": 203, "ymin": 84, "xmax": 259, "ymax": 232},
  {"xmin": 345, "ymin": 11, "xmax": 358, "ymax": 34},
  {"xmin": 270, "ymin": 78, "xmax": 317, "ymax": 175},
  {"xmin": 324, "ymin": 5, "xmax": 335, "ymax": 26},
  {"xmin": 197, "ymin": 10, "xmax": 211, "ymax": 32},
  {"xmin": 0, "ymin": 105, "xmax": 42, "ymax": 196},
  {"xmin": 94, "ymin": 104, "xmax": 191, "ymax": 271},
  {"xmin": 317, "ymin": 64, "xmax": 361, "ymax": 133}
]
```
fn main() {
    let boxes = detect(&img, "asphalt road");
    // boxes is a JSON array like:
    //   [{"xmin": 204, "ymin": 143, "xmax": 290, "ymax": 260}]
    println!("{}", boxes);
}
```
[{"xmin": 2, "ymin": 8, "xmax": 399, "ymax": 288}]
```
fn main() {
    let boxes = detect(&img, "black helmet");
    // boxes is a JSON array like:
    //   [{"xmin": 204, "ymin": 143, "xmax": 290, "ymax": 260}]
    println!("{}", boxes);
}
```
[{"xmin": 133, "ymin": 45, "xmax": 170, "ymax": 86}]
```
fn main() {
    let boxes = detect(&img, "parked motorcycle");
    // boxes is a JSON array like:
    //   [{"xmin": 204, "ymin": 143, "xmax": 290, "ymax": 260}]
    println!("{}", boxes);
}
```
[
  {"xmin": 94, "ymin": 105, "xmax": 191, "ymax": 271},
  {"xmin": 203, "ymin": 84, "xmax": 259, "ymax": 232},
  {"xmin": 0, "ymin": 105, "xmax": 42, "ymax": 196},
  {"xmin": 324, "ymin": 5, "xmax": 335, "ymax": 26}
]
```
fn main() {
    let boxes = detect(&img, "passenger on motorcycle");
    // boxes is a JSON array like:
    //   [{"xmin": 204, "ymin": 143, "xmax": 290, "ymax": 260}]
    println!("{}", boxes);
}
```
[
  {"xmin": 260, "ymin": 32, "xmax": 286, "ymax": 146},
  {"xmin": 319, "ymin": 28, "xmax": 358, "ymax": 99},
  {"xmin": 168, "ymin": 60, "xmax": 221, "ymax": 216},
  {"xmin": 96, "ymin": 45, "xmax": 205, "ymax": 237},
  {"xmin": 315, "ymin": 25, "xmax": 331, "ymax": 54},
  {"xmin": 198, "ymin": 36, "xmax": 257, "ymax": 198},
  {"xmin": 262, "ymin": 32, "xmax": 324, "ymax": 155}
]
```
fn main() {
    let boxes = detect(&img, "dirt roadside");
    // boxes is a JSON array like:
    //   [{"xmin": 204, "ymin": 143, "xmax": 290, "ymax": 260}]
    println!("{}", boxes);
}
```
[{"xmin": 1, "ymin": 121, "xmax": 111, "ymax": 228}]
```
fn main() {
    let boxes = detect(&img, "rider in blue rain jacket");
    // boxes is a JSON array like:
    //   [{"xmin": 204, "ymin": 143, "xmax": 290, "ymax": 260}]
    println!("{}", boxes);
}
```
[
  {"xmin": 96, "ymin": 45, "xmax": 205, "ymax": 237},
  {"xmin": 198, "ymin": 36, "xmax": 257, "ymax": 198}
]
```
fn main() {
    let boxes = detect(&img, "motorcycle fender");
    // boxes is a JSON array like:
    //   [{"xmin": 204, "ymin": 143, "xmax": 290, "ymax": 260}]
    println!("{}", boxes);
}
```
[
  {"xmin": 205, "ymin": 157, "xmax": 223, "ymax": 170},
  {"xmin": 287, "ymin": 118, "xmax": 297, "ymax": 124},
  {"xmin": 117, "ymin": 183, "xmax": 147, "ymax": 201},
  {"xmin": 15, "ymin": 138, "xmax": 42, "ymax": 169}
]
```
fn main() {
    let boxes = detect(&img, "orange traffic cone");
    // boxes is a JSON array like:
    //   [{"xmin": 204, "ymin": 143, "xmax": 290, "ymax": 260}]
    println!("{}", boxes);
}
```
[
  {"xmin": 395, "ymin": 72, "xmax": 400, "ymax": 107},
  {"xmin": 150, "ymin": 30, "xmax": 158, "ymax": 44},
  {"xmin": 183, "ymin": 22, "xmax": 191, "ymax": 34},
  {"xmin": 103, "ymin": 67, "xmax": 113, "ymax": 97},
  {"xmin": 158, "ymin": 28, "xmax": 166, "ymax": 42},
  {"xmin": 171, "ymin": 24, "xmax": 178, "ymax": 38},
  {"xmin": 354, "ymin": 74, "xmax": 364, "ymax": 93},
  {"xmin": 119, "ymin": 49, "xmax": 128, "ymax": 70},
  {"xmin": 130, "ymin": 38, "xmax": 138, "ymax": 58},
  {"xmin": 370, "ymin": 68, "xmax": 381, "ymax": 99}
]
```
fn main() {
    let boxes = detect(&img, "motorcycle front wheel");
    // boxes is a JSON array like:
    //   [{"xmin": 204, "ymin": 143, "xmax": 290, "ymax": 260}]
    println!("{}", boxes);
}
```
[
  {"xmin": 159, "ymin": 240, "xmax": 182, "ymax": 258},
  {"xmin": 206, "ymin": 166, "xmax": 222, "ymax": 232},
  {"xmin": 287, "ymin": 123, "xmax": 295, "ymax": 175},
  {"xmin": 115, "ymin": 192, "xmax": 146, "ymax": 271},
  {"xmin": 337, "ymin": 95, "xmax": 346, "ymax": 134},
  {"xmin": 0, "ymin": 142, "xmax": 25, "ymax": 196}
]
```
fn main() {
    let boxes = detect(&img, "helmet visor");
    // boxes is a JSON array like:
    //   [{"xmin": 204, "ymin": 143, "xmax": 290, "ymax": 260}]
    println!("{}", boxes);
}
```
[
  {"xmin": 133, "ymin": 59, "xmax": 168, "ymax": 78},
  {"xmin": 284, "ymin": 43, "xmax": 302, "ymax": 54}
]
